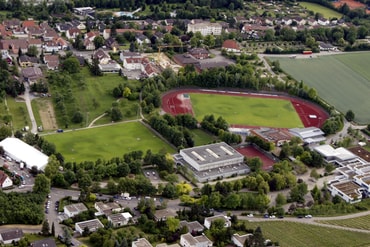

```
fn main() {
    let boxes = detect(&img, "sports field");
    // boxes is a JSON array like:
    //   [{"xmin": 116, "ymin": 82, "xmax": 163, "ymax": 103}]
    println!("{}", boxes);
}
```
[
  {"xmin": 189, "ymin": 93, "xmax": 303, "ymax": 128},
  {"xmin": 299, "ymin": 2, "xmax": 343, "ymax": 19},
  {"xmin": 44, "ymin": 121, "xmax": 175, "ymax": 163},
  {"xmin": 274, "ymin": 53, "xmax": 370, "ymax": 124},
  {"xmin": 243, "ymin": 221, "xmax": 370, "ymax": 247}
]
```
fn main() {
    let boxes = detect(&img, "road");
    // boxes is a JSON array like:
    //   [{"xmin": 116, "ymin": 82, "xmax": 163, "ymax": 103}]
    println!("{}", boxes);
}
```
[
  {"xmin": 22, "ymin": 83, "xmax": 38, "ymax": 133},
  {"xmin": 238, "ymin": 209, "xmax": 370, "ymax": 234}
]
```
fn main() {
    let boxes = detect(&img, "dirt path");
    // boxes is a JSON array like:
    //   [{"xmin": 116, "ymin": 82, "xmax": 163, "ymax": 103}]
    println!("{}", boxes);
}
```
[{"xmin": 38, "ymin": 99, "xmax": 58, "ymax": 130}]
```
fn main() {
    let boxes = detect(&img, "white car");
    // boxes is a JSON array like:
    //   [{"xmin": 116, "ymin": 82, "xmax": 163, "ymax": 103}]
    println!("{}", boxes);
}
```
[{"xmin": 305, "ymin": 215, "xmax": 313, "ymax": 218}]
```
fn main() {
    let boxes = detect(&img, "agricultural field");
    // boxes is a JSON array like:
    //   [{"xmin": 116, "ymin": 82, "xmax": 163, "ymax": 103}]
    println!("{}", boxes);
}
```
[
  {"xmin": 273, "ymin": 53, "xmax": 370, "ymax": 124},
  {"xmin": 299, "ymin": 2, "xmax": 343, "ymax": 19},
  {"xmin": 44, "ymin": 121, "xmax": 175, "ymax": 163},
  {"xmin": 189, "ymin": 93, "xmax": 303, "ymax": 128},
  {"xmin": 243, "ymin": 221, "xmax": 370, "ymax": 247},
  {"xmin": 317, "ymin": 214, "xmax": 370, "ymax": 230}
]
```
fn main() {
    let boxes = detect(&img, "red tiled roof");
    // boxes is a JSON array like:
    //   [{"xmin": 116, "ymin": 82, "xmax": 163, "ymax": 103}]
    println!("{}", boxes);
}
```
[
  {"xmin": 22, "ymin": 20, "xmax": 36, "ymax": 28},
  {"xmin": 222, "ymin": 40, "xmax": 239, "ymax": 50}
]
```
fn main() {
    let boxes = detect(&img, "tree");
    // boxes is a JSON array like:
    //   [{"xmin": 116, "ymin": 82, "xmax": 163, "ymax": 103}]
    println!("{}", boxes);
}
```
[
  {"xmin": 111, "ymin": 107, "xmax": 123, "ymax": 121},
  {"xmin": 93, "ymin": 36, "xmax": 105, "ymax": 49},
  {"xmin": 166, "ymin": 217, "xmax": 180, "ymax": 232},
  {"xmin": 27, "ymin": 45, "xmax": 39, "ymax": 57},
  {"xmin": 41, "ymin": 220, "xmax": 50, "ymax": 236},
  {"xmin": 62, "ymin": 57, "xmax": 80, "ymax": 74},
  {"xmin": 72, "ymin": 111, "xmax": 84, "ymax": 124},
  {"xmin": 33, "ymin": 174, "xmax": 51, "ymax": 194},
  {"xmin": 123, "ymin": 87, "xmax": 132, "ymax": 98},
  {"xmin": 275, "ymin": 193, "xmax": 286, "ymax": 206},
  {"xmin": 90, "ymin": 58, "xmax": 102, "ymax": 76},
  {"xmin": 0, "ymin": 125, "xmax": 12, "ymax": 141},
  {"xmin": 248, "ymin": 157, "xmax": 263, "ymax": 172},
  {"xmin": 345, "ymin": 110, "xmax": 355, "ymax": 122},
  {"xmin": 62, "ymin": 227, "xmax": 72, "ymax": 246},
  {"xmin": 245, "ymin": 226, "xmax": 265, "ymax": 247}
]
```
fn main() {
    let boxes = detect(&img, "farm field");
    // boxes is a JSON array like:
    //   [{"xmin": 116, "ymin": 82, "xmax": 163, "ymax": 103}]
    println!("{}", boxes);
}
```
[
  {"xmin": 317, "ymin": 214, "xmax": 370, "ymax": 230},
  {"xmin": 273, "ymin": 53, "xmax": 370, "ymax": 124},
  {"xmin": 189, "ymin": 93, "xmax": 304, "ymax": 128},
  {"xmin": 243, "ymin": 221, "xmax": 370, "ymax": 247},
  {"xmin": 44, "ymin": 121, "xmax": 175, "ymax": 163},
  {"xmin": 299, "ymin": 2, "xmax": 343, "ymax": 19}
]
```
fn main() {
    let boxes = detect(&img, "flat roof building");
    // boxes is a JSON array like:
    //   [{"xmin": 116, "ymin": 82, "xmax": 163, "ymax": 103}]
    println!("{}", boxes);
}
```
[
  {"xmin": 289, "ymin": 127, "xmax": 325, "ymax": 144},
  {"xmin": 132, "ymin": 238, "xmax": 153, "ymax": 247},
  {"xmin": 179, "ymin": 142, "xmax": 248, "ymax": 182},
  {"xmin": 75, "ymin": 219, "xmax": 104, "ymax": 235},
  {"xmin": 314, "ymin": 145, "xmax": 357, "ymax": 163},
  {"xmin": 64, "ymin": 203, "xmax": 88, "ymax": 218},
  {"xmin": 0, "ymin": 137, "xmax": 49, "ymax": 171}
]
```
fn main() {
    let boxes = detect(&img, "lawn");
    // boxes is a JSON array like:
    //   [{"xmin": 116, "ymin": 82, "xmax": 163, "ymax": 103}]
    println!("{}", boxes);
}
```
[
  {"xmin": 243, "ymin": 221, "xmax": 370, "ymax": 247},
  {"xmin": 317, "ymin": 214, "xmax": 370, "ymax": 230},
  {"xmin": 31, "ymin": 98, "xmax": 45, "ymax": 130},
  {"xmin": 190, "ymin": 93, "xmax": 303, "ymax": 128},
  {"xmin": 299, "ymin": 2, "xmax": 343, "ymax": 19},
  {"xmin": 44, "ymin": 121, "xmax": 176, "ymax": 163},
  {"xmin": 191, "ymin": 129, "xmax": 217, "ymax": 146},
  {"xmin": 5, "ymin": 96, "xmax": 30, "ymax": 131},
  {"xmin": 50, "ymin": 68, "xmax": 140, "ymax": 129},
  {"xmin": 273, "ymin": 53, "xmax": 370, "ymax": 124}
]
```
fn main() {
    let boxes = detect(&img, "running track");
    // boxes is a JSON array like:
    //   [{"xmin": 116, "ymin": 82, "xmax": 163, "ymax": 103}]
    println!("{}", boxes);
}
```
[{"xmin": 161, "ymin": 89, "xmax": 329, "ymax": 128}]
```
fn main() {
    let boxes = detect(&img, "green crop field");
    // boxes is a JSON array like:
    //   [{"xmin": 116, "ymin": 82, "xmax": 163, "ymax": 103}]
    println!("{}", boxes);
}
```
[
  {"xmin": 317, "ymin": 214, "xmax": 370, "ymax": 230},
  {"xmin": 243, "ymin": 221, "xmax": 370, "ymax": 247},
  {"xmin": 299, "ymin": 2, "xmax": 343, "ymax": 19},
  {"xmin": 44, "ymin": 121, "xmax": 175, "ymax": 163},
  {"xmin": 190, "ymin": 93, "xmax": 303, "ymax": 128},
  {"xmin": 273, "ymin": 53, "xmax": 370, "ymax": 124}
]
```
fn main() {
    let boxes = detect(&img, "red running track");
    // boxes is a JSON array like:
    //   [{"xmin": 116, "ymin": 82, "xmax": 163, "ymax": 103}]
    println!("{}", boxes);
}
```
[
  {"xmin": 236, "ymin": 146, "xmax": 275, "ymax": 171},
  {"xmin": 161, "ymin": 89, "xmax": 329, "ymax": 128}
]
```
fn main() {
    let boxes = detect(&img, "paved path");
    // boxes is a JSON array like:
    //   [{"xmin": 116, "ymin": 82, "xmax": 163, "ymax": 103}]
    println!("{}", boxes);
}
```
[{"xmin": 22, "ymin": 84, "xmax": 38, "ymax": 133}]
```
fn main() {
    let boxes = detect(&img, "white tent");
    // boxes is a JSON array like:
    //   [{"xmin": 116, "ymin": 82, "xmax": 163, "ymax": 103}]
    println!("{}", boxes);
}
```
[{"xmin": 0, "ymin": 137, "xmax": 49, "ymax": 171}]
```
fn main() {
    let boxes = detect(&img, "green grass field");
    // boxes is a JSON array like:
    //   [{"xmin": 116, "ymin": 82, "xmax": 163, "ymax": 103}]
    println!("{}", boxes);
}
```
[
  {"xmin": 5, "ymin": 97, "xmax": 30, "ymax": 131},
  {"xmin": 243, "ymin": 221, "xmax": 370, "ymax": 247},
  {"xmin": 191, "ymin": 129, "xmax": 217, "ymax": 146},
  {"xmin": 299, "ymin": 2, "xmax": 343, "ymax": 19},
  {"xmin": 317, "ymin": 214, "xmax": 370, "ymax": 230},
  {"xmin": 273, "ymin": 53, "xmax": 370, "ymax": 124},
  {"xmin": 190, "ymin": 93, "xmax": 303, "ymax": 128},
  {"xmin": 44, "ymin": 121, "xmax": 175, "ymax": 163}
]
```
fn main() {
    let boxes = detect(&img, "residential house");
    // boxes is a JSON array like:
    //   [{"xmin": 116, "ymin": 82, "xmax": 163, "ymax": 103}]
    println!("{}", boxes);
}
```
[
  {"xmin": 105, "ymin": 37, "xmax": 120, "ymax": 53},
  {"xmin": 93, "ymin": 48, "xmax": 111, "ymax": 64},
  {"xmin": 153, "ymin": 31, "xmax": 164, "ymax": 42},
  {"xmin": 63, "ymin": 203, "xmax": 88, "ymax": 218},
  {"xmin": 132, "ymin": 238, "xmax": 153, "ymax": 247},
  {"xmin": 22, "ymin": 67, "xmax": 43, "ymax": 84},
  {"xmin": 233, "ymin": 16, "xmax": 248, "ymax": 24},
  {"xmin": 264, "ymin": 17, "xmax": 274, "ymax": 26},
  {"xmin": 222, "ymin": 39, "xmax": 240, "ymax": 53},
  {"xmin": 71, "ymin": 20, "xmax": 86, "ymax": 30},
  {"xmin": 3, "ymin": 19, "xmax": 21, "ymax": 30},
  {"xmin": 231, "ymin": 233, "xmax": 252, "ymax": 247},
  {"xmin": 84, "ymin": 31, "xmax": 100, "ymax": 42},
  {"xmin": 12, "ymin": 26, "xmax": 27, "ymax": 38},
  {"xmin": 1, "ymin": 50, "xmax": 12, "ymax": 64},
  {"xmin": 179, "ymin": 221, "xmax": 204, "ymax": 235},
  {"xmin": 0, "ymin": 170, "xmax": 13, "ymax": 188},
  {"xmin": 43, "ymin": 29, "xmax": 58, "ymax": 41},
  {"xmin": 43, "ymin": 54, "xmax": 60, "ymax": 70},
  {"xmin": 26, "ymin": 26, "xmax": 44, "ymax": 37},
  {"xmin": 0, "ymin": 229, "xmax": 23, "ymax": 245},
  {"xmin": 173, "ymin": 54, "xmax": 198, "ymax": 67},
  {"xmin": 142, "ymin": 61, "xmax": 158, "ymax": 78},
  {"xmin": 318, "ymin": 17, "xmax": 330, "ymax": 26},
  {"xmin": 84, "ymin": 39, "xmax": 95, "ymax": 50},
  {"xmin": 187, "ymin": 20, "xmax": 222, "ymax": 36},
  {"xmin": 94, "ymin": 201, "xmax": 121, "ymax": 216},
  {"xmin": 281, "ymin": 17, "xmax": 292, "ymax": 26},
  {"xmin": 56, "ymin": 23, "xmax": 73, "ymax": 33},
  {"xmin": 153, "ymin": 209, "xmax": 177, "ymax": 221},
  {"xmin": 307, "ymin": 18, "xmax": 318, "ymax": 26},
  {"xmin": 204, "ymin": 215, "xmax": 231, "ymax": 229},
  {"xmin": 66, "ymin": 27, "xmax": 81, "ymax": 41},
  {"xmin": 0, "ymin": 24, "xmax": 12, "ymax": 38},
  {"xmin": 28, "ymin": 38, "xmax": 43, "ymax": 49},
  {"xmin": 31, "ymin": 238, "xmax": 57, "ymax": 247},
  {"xmin": 18, "ymin": 55, "xmax": 38, "ymax": 67},
  {"xmin": 123, "ymin": 56, "xmax": 143, "ymax": 70},
  {"xmin": 292, "ymin": 16, "xmax": 306, "ymax": 26},
  {"xmin": 135, "ymin": 33, "xmax": 151, "ymax": 46},
  {"xmin": 107, "ymin": 212, "xmax": 133, "ymax": 227},
  {"xmin": 22, "ymin": 20, "xmax": 36, "ymax": 29},
  {"xmin": 188, "ymin": 48, "xmax": 209, "ymax": 60},
  {"xmin": 180, "ymin": 233, "xmax": 213, "ymax": 247},
  {"xmin": 0, "ymin": 39, "xmax": 28, "ymax": 54},
  {"xmin": 75, "ymin": 219, "xmax": 104, "ymax": 235}
]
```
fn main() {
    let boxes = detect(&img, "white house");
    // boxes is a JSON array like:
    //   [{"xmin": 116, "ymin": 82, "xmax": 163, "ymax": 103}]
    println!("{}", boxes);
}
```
[
  {"xmin": 107, "ymin": 212, "xmax": 133, "ymax": 227},
  {"xmin": 94, "ymin": 201, "xmax": 121, "ymax": 216},
  {"xmin": 232, "ymin": 233, "xmax": 252, "ymax": 247},
  {"xmin": 187, "ymin": 21, "xmax": 222, "ymax": 36},
  {"xmin": 64, "ymin": 203, "xmax": 88, "ymax": 218},
  {"xmin": 0, "ymin": 171, "xmax": 13, "ymax": 188},
  {"xmin": 132, "ymin": 238, "xmax": 153, "ymax": 247},
  {"xmin": 318, "ymin": 17, "xmax": 330, "ymax": 26},
  {"xmin": 180, "ymin": 233, "xmax": 212, "ymax": 247},
  {"xmin": 0, "ymin": 229, "xmax": 23, "ymax": 245},
  {"xmin": 75, "ymin": 219, "xmax": 104, "ymax": 235},
  {"xmin": 93, "ymin": 48, "xmax": 111, "ymax": 64},
  {"xmin": 204, "ymin": 215, "xmax": 231, "ymax": 229}
]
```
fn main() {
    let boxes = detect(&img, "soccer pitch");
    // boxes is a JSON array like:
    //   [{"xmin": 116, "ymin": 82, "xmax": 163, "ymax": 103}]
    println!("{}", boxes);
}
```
[
  {"xmin": 189, "ymin": 93, "xmax": 303, "ymax": 128},
  {"xmin": 274, "ymin": 53, "xmax": 370, "ymax": 124},
  {"xmin": 44, "ymin": 121, "xmax": 175, "ymax": 163}
]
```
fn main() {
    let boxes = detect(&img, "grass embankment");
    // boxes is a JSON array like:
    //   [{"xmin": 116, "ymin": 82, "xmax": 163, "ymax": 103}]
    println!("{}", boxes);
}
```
[
  {"xmin": 299, "ymin": 2, "xmax": 343, "ymax": 19},
  {"xmin": 190, "ymin": 93, "xmax": 303, "ymax": 128},
  {"xmin": 44, "ymin": 121, "xmax": 176, "ymax": 163}
]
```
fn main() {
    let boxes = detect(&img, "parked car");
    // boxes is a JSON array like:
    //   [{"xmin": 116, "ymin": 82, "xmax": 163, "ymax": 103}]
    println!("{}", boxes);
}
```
[{"xmin": 305, "ymin": 214, "xmax": 313, "ymax": 218}]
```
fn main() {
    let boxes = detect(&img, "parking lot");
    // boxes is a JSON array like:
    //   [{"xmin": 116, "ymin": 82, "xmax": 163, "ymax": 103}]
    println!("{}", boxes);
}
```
[{"xmin": 0, "ymin": 156, "xmax": 35, "ymax": 190}]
